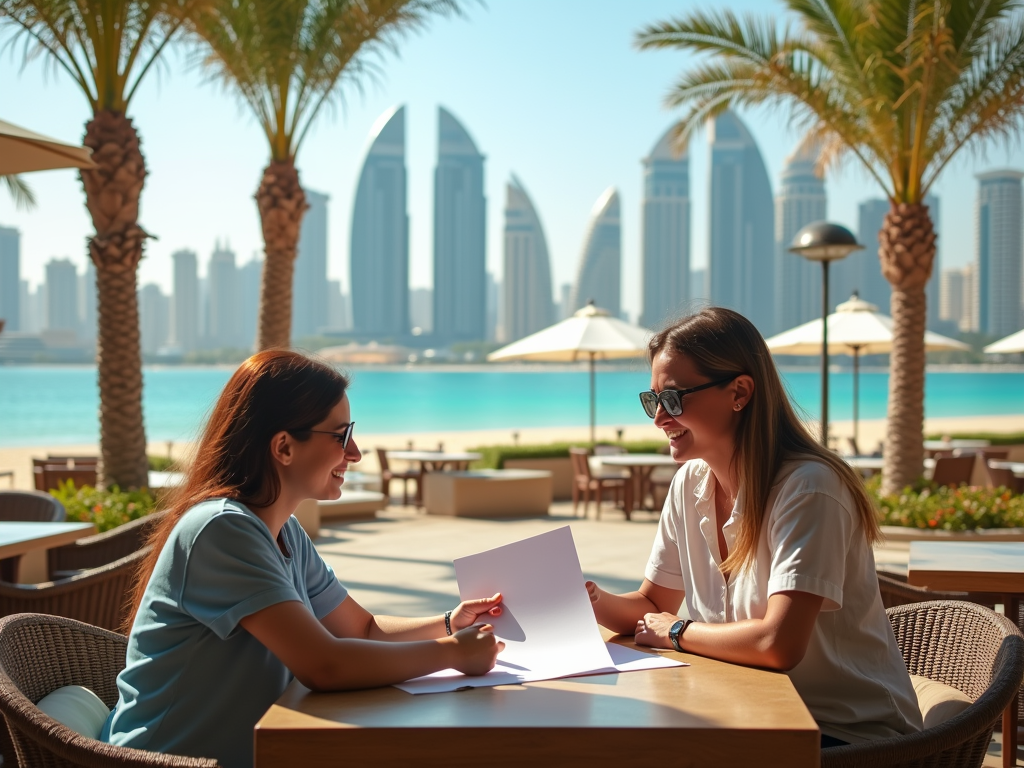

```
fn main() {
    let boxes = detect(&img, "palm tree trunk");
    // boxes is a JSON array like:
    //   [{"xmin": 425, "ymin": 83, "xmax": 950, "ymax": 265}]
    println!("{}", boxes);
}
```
[
  {"xmin": 879, "ymin": 202, "xmax": 937, "ymax": 495},
  {"xmin": 255, "ymin": 160, "xmax": 307, "ymax": 350},
  {"xmin": 81, "ymin": 111, "xmax": 150, "ymax": 490}
]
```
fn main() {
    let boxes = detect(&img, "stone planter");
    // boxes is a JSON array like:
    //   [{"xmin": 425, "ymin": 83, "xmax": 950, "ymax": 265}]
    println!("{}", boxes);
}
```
[
  {"xmin": 880, "ymin": 525, "xmax": 1024, "ymax": 543},
  {"xmin": 504, "ymin": 457, "xmax": 573, "ymax": 500}
]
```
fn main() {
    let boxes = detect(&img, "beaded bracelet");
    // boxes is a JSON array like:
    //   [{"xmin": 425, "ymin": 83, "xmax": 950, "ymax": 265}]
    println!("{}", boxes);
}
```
[{"xmin": 444, "ymin": 610, "xmax": 453, "ymax": 636}]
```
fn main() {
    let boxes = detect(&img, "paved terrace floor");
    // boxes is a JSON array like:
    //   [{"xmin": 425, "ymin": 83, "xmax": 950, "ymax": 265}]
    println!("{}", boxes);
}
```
[{"xmin": 313, "ymin": 500, "xmax": 1019, "ymax": 767}]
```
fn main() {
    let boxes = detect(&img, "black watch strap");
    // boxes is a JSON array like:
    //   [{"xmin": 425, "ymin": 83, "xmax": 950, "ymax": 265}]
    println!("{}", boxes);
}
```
[{"xmin": 669, "ymin": 619, "xmax": 693, "ymax": 652}]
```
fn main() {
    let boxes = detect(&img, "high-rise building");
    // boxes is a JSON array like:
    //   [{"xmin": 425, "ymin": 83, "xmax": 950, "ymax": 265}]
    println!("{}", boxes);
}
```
[
  {"xmin": 641, "ymin": 126, "xmax": 690, "ymax": 330},
  {"xmin": 79, "ymin": 259, "xmax": 97, "ymax": 344},
  {"xmin": 691, "ymin": 268, "xmax": 707, "ymax": 301},
  {"xmin": 409, "ymin": 287, "xmax": 433, "ymax": 334},
  {"xmin": 433, "ymin": 107, "xmax": 486, "ymax": 344},
  {"xmin": 485, "ymin": 272, "xmax": 499, "ymax": 341},
  {"xmin": 707, "ymin": 110, "xmax": 775, "ymax": 334},
  {"xmin": 0, "ymin": 226, "xmax": 20, "ymax": 332},
  {"xmin": 502, "ymin": 174, "xmax": 554, "ymax": 342},
  {"xmin": 940, "ymin": 265, "xmax": 977, "ymax": 332},
  {"xmin": 838, "ymin": 199, "xmax": 891, "ymax": 312},
  {"xmin": 976, "ymin": 170, "xmax": 1023, "ymax": 336},
  {"xmin": 351, "ymin": 105, "xmax": 409, "ymax": 338},
  {"xmin": 170, "ymin": 249, "xmax": 199, "ymax": 353},
  {"xmin": 293, "ymin": 190, "xmax": 328, "ymax": 338},
  {"xmin": 44, "ymin": 258, "xmax": 79, "ymax": 332},
  {"xmin": 138, "ymin": 282, "xmax": 169, "ymax": 355},
  {"xmin": 569, "ymin": 187, "xmax": 621, "ymax": 317},
  {"xmin": 238, "ymin": 256, "xmax": 262, "ymax": 348},
  {"xmin": 775, "ymin": 138, "xmax": 827, "ymax": 331},
  {"xmin": 559, "ymin": 283, "xmax": 572, "ymax": 320},
  {"xmin": 326, "ymin": 279, "xmax": 350, "ymax": 331},
  {"xmin": 206, "ymin": 241, "xmax": 241, "ymax": 348}
]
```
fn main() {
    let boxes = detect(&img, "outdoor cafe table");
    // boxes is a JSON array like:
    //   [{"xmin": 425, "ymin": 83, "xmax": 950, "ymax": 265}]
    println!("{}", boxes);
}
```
[
  {"xmin": 0, "ymin": 521, "xmax": 95, "ymax": 583},
  {"xmin": 254, "ymin": 633, "xmax": 820, "ymax": 768},
  {"xmin": 597, "ymin": 454, "xmax": 679, "ymax": 517},
  {"xmin": 386, "ymin": 451, "xmax": 484, "ymax": 507},
  {"xmin": 908, "ymin": 541, "xmax": 1024, "ymax": 768}
]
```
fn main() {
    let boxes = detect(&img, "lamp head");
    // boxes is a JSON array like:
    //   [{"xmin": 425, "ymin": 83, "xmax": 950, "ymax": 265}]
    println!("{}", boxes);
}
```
[{"xmin": 789, "ymin": 221, "xmax": 863, "ymax": 262}]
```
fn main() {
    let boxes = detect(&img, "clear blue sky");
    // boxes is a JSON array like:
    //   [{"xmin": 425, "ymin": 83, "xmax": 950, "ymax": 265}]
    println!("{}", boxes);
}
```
[{"xmin": 2, "ymin": 0, "xmax": 1021, "ymax": 321}]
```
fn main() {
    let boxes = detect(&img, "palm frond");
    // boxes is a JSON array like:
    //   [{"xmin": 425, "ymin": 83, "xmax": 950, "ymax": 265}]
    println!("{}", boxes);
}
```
[{"xmin": 1, "ymin": 174, "xmax": 36, "ymax": 210}]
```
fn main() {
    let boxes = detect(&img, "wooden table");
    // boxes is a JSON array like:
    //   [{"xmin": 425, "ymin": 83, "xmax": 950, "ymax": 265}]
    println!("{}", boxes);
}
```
[
  {"xmin": 598, "ymin": 454, "xmax": 678, "ymax": 515},
  {"xmin": 908, "ymin": 541, "xmax": 1024, "ymax": 768},
  {"xmin": 254, "ymin": 635, "xmax": 820, "ymax": 768},
  {"xmin": 386, "ymin": 451, "xmax": 483, "ymax": 507},
  {"xmin": 0, "ymin": 522, "xmax": 96, "ymax": 583}
]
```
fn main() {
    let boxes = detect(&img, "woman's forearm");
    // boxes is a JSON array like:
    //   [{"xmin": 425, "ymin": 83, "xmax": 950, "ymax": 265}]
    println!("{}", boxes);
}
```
[
  {"xmin": 679, "ymin": 618, "xmax": 800, "ymax": 671},
  {"xmin": 595, "ymin": 590, "xmax": 659, "ymax": 635},
  {"xmin": 367, "ymin": 614, "xmax": 446, "ymax": 641},
  {"xmin": 305, "ymin": 637, "xmax": 455, "ymax": 690}
]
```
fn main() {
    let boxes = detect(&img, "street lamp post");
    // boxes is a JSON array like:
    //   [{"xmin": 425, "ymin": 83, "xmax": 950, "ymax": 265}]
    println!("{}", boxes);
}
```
[{"xmin": 788, "ymin": 222, "xmax": 863, "ymax": 447}]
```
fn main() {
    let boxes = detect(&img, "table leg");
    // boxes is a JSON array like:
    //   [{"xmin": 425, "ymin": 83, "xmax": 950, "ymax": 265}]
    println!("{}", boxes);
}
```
[
  {"xmin": 638, "ymin": 467, "xmax": 654, "ymax": 510},
  {"xmin": 1004, "ymin": 593, "xmax": 1020, "ymax": 768}
]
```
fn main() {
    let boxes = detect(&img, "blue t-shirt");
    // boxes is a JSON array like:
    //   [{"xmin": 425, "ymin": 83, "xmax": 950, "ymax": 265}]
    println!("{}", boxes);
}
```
[{"xmin": 102, "ymin": 499, "xmax": 348, "ymax": 768}]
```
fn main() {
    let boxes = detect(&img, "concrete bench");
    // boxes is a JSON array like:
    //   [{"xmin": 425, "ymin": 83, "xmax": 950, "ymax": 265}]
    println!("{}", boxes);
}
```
[
  {"xmin": 294, "ymin": 491, "xmax": 387, "ymax": 538},
  {"xmin": 422, "ymin": 470, "xmax": 552, "ymax": 518}
]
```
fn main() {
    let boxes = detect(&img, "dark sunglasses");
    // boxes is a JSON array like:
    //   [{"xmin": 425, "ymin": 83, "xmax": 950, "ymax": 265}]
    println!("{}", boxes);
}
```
[
  {"xmin": 639, "ymin": 376, "xmax": 740, "ymax": 418},
  {"xmin": 292, "ymin": 422, "xmax": 355, "ymax": 450}
]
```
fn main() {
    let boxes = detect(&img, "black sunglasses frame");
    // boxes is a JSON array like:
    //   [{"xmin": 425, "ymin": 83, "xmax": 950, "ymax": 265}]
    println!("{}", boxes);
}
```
[
  {"xmin": 639, "ymin": 376, "xmax": 741, "ymax": 419},
  {"xmin": 292, "ymin": 422, "xmax": 356, "ymax": 450}
]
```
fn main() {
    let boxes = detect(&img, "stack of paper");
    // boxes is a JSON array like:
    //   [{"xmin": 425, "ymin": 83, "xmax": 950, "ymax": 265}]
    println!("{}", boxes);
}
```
[{"xmin": 395, "ymin": 526, "xmax": 685, "ymax": 695}]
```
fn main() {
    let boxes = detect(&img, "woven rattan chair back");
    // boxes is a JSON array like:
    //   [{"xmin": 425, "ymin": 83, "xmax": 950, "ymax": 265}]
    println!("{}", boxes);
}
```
[
  {"xmin": 0, "ymin": 491, "xmax": 65, "ymax": 523},
  {"xmin": 821, "ymin": 600, "xmax": 1024, "ymax": 768},
  {"xmin": 0, "ymin": 613, "xmax": 220, "ymax": 767},
  {"xmin": 47, "ymin": 511, "xmax": 165, "ymax": 581}
]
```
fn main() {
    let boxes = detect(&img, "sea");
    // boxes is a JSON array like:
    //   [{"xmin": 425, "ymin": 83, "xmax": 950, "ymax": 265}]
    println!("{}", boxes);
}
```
[{"xmin": 0, "ymin": 365, "xmax": 1022, "ymax": 447}]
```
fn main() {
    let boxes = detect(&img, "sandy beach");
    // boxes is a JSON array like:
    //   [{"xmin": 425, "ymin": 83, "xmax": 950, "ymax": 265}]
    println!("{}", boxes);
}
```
[{"xmin": 3, "ymin": 413, "xmax": 1024, "ymax": 491}]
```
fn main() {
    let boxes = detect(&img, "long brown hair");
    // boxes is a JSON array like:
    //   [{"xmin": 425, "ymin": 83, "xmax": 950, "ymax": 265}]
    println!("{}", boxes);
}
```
[
  {"xmin": 649, "ymin": 307, "xmax": 881, "ymax": 575},
  {"xmin": 125, "ymin": 349, "xmax": 350, "ymax": 631}
]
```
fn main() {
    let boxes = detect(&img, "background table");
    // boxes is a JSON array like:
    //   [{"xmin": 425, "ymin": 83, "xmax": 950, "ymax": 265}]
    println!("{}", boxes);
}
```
[
  {"xmin": 0, "ymin": 522, "xmax": 96, "ymax": 582},
  {"xmin": 908, "ymin": 541, "xmax": 1024, "ymax": 768},
  {"xmin": 597, "ymin": 454, "xmax": 678, "ymax": 514},
  {"xmin": 386, "ymin": 451, "xmax": 483, "ymax": 507},
  {"xmin": 254, "ymin": 635, "xmax": 819, "ymax": 768}
]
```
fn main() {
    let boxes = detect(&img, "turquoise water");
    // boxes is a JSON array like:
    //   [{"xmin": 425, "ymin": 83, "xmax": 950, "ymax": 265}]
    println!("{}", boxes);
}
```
[{"xmin": 0, "ymin": 365, "xmax": 1022, "ymax": 447}]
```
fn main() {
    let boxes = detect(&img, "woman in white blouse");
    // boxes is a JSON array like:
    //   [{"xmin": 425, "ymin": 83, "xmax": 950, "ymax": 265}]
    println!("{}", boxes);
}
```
[{"xmin": 586, "ymin": 307, "xmax": 922, "ymax": 747}]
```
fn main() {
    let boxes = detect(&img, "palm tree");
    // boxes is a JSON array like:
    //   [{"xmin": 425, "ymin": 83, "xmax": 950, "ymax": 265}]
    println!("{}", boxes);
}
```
[
  {"xmin": 2, "ymin": 175, "xmax": 35, "ymax": 209},
  {"xmin": 192, "ymin": 0, "xmax": 460, "ymax": 351},
  {"xmin": 637, "ymin": 0, "xmax": 1024, "ymax": 494},
  {"xmin": 0, "ymin": 0, "xmax": 203, "ymax": 488}
]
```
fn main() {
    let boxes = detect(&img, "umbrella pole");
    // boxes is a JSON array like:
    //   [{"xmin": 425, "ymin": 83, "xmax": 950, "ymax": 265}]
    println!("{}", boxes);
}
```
[
  {"xmin": 589, "ymin": 352, "xmax": 596, "ymax": 445},
  {"xmin": 852, "ymin": 346, "xmax": 860, "ymax": 453},
  {"xmin": 820, "ymin": 261, "xmax": 830, "ymax": 447}
]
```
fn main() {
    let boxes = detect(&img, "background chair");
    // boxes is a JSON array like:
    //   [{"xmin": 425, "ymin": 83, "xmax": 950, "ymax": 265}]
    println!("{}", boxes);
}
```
[
  {"xmin": 0, "ymin": 548, "xmax": 150, "ymax": 633},
  {"xmin": 0, "ymin": 613, "xmax": 220, "ymax": 767},
  {"xmin": 569, "ymin": 448, "xmax": 626, "ymax": 520},
  {"xmin": 821, "ymin": 600, "xmax": 1023, "ymax": 768},
  {"xmin": 0, "ymin": 492, "xmax": 66, "ymax": 583},
  {"xmin": 930, "ymin": 456, "xmax": 976, "ymax": 489},
  {"xmin": 376, "ymin": 448, "xmax": 419, "ymax": 507},
  {"xmin": 47, "ymin": 512, "xmax": 165, "ymax": 581}
]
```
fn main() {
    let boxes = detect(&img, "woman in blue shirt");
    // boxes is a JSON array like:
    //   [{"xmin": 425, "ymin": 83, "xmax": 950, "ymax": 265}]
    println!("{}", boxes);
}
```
[{"xmin": 104, "ymin": 350, "xmax": 504, "ymax": 768}]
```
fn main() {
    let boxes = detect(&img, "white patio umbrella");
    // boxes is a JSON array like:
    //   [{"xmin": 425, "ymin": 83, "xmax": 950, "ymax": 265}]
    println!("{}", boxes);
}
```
[
  {"xmin": 983, "ymin": 328, "xmax": 1024, "ymax": 354},
  {"xmin": 488, "ymin": 301, "xmax": 652, "ymax": 443},
  {"xmin": 764, "ymin": 293, "xmax": 969, "ymax": 449},
  {"xmin": 0, "ymin": 118, "xmax": 96, "ymax": 175}
]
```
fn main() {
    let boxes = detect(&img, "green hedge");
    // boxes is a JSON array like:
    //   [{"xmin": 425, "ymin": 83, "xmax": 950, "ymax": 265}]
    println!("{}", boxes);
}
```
[
  {"xmin": 866, "ymin": 475, "xmax": 1024, "ymax": 530},
  {"xmin": 924, "ymin": 432, "xmax": 1024, "ymax": 446},
  {"xmin": 147, "ymin": 455, "xmax": 180, "ymax": 472},
  {"xmin": 468, "ymin": 440, "xmax": 668, "ymax": 469},
  {"xmin": 50, "ymin": 481, "xmax": 159, "ymax": 532}
]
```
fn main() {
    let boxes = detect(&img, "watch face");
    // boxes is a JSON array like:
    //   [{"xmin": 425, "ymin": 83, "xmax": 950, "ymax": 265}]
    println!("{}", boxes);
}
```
[{"xmin": 670, "ymin": 620, "xmax": 685, "ymax": 636}]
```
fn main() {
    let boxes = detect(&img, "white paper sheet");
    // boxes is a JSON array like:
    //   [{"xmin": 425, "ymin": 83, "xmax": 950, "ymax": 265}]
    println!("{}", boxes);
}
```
[{"xmin": 394, "ymin": 526, "xmax": 686, "ymax": 695}]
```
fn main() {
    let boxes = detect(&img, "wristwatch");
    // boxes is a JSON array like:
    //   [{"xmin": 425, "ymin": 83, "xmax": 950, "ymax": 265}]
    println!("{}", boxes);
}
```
[{"xmin": 668, "ymin": 619, "xmax": 693, "ymax": 652}]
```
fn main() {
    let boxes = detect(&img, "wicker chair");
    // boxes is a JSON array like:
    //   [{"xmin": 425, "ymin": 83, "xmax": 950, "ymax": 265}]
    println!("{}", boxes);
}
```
[
  {"xmin": 47, "ymin": 512, "xmax": 165, "ymax": 581},
  {"xmin": 0, "ymin": 613, "xmax": 220, "ymax": 767},
  {"xmin": 821, "ymin": 601, "xmax": 1024, "ymax": 768},
  {"xmin": 0, "ymin": 548, "xmax": 150, "ymax": 633},
  {"xmin": 0, "ymin": 491, "xmax": 66, "ymax": 583}
]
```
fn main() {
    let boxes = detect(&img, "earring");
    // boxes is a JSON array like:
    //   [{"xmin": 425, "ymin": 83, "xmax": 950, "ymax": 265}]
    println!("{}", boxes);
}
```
[{"xmin": 734, "ymin": 404, "xmax": 742, "ymax": 411}]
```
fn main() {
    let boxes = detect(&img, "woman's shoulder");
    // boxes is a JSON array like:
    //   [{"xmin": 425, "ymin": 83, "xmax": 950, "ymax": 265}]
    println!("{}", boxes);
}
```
[
  {"xmin": 774, "ymin": 458, "xmax": 856, "ymax": 508},
  {"xmin": 174, "ymin": 498, "xmax": 266, "ymax": 547}
]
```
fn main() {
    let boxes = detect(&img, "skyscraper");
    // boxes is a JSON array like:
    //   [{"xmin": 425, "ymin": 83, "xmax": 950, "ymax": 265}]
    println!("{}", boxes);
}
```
[
  {"xmin": 976, "ymin": 170, "xmax": 1023, "ymax": 336},
  {"xmin": 433, "ymin": 107, "xmax": 486, "ymax": 344},
  {"xmin": 775, "ymin": 138, "xmax": 826, "ymax": 331},
  {"xmin": 845, "ymin": 199, "xmax": 891, "ymax": 311},
  {"xmin": 80, "ymin": 259, "xmax": 96, "ymax": 343},
  {"xmin": 206, "ymin": 241, "xmax": 241, "ymax": 348},
  {"xmin": 293, "ymin": 190, "xmax": 328, "ymax": 338},
  {"xmin": 350, "ymin": 105, "xmax": 409, "ymax": 338},
  {"xmin": 0, "ymin": 226, "xmax": 19, "ymax": 332},
  {"xmin": 170, "ymin": 249, "xmax": 199, "ymax": 352},
  {"xmin": 239, "ymin": 256, "xmax": 262, "ymax": 348},
  {"xmin": 569, "ymin": 187, "xmax": 621, "ymax": 317},
  {"xmin": 503, "ymin": 174, "xmax": 554, "ymax": 342},
  {"xmin": 641, "ymin": 126, "xmax": 690, "ymax": 330},
  {"xmin": 44, "ymin": 258, "xmax": 79, "ymax": 332},
  {"xmin": 707, "ymin": 110, "xmax": 775, "ymax": 333},
  {"xmin": 138, "ymin": 283, "xmax": 169, "ymax": 355}
]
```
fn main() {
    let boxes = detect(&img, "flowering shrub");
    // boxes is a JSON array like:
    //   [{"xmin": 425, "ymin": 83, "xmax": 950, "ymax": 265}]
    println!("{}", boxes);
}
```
[
  {"xmin": 865, "ymin": 474, "xmax": 1024, "ymax": 530},
  {"xmin": 50, "ymin": 481, "xmax": 158, "ymax": 532}
]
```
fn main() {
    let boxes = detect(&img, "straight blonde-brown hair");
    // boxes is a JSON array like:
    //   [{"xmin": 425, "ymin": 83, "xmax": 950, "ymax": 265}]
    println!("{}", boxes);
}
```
[{"xmin": 649, "ymin": 307, "xmax": 881, "ymax": 575}]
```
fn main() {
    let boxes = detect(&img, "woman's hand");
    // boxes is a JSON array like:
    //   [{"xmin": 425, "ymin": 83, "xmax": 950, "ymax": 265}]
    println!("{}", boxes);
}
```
[
  {"xmin": 634, "ymin": 612, "xmax": 680, "ymax": 649},
  {"xmin": 585, "ymin": 580, "xmax": 602, "ymax": 606},
  {"xmin": 447, "ymin": 624, "xmax": 505, "ymax": 676},
  {"xmin": 449, "ymin": 592, "xmax": 503, "ymax": 633}
]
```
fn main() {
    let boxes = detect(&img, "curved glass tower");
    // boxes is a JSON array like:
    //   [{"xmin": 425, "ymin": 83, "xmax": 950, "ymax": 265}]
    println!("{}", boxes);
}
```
[
  {"xmin": 350, "ymin": 105, "xmax": 409, "ymax": 338},
  {"xmin": 708, "ymin": 110, "xmax": 775, "ymax": 333},
  {"xmin": 503, "ymin": 174, "xmax": 554, "ymax": 342},
  {"xmin": 641, "ymin": 126, "xmax": 690, "ymax": 329},
  {"xmin": 433, "ymin": 106, "xmax": 486, "ymax": 344},
  {"xmin": 569, "ymin": 187, "xmax": 621, "ymax": 317}
]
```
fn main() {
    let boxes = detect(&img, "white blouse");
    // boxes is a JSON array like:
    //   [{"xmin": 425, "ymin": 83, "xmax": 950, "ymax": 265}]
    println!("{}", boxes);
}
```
[{"xmin": 645, "ymin": 458, "xmax": 922, "ymax": 744}]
